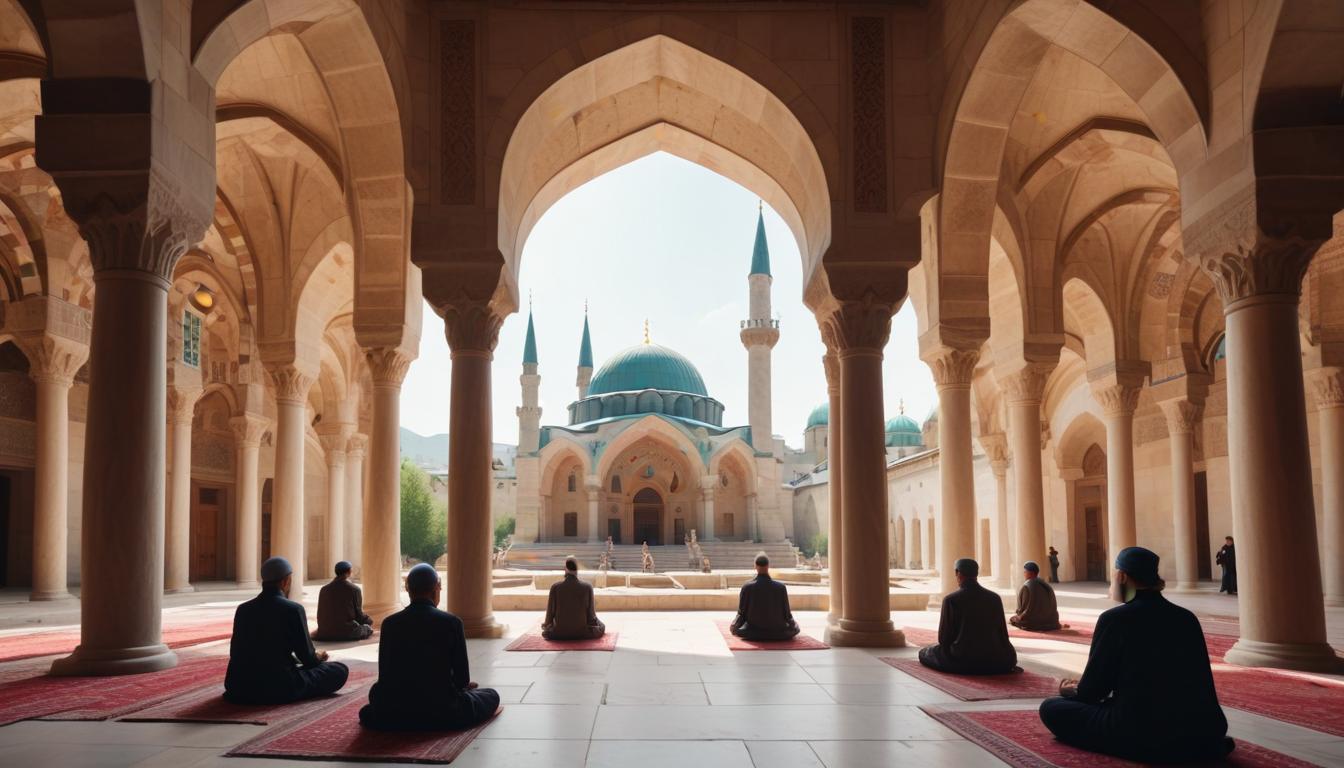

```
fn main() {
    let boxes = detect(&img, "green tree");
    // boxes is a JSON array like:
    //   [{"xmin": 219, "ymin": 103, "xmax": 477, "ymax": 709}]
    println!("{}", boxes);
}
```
[
  {"xmin": 494, "ymin": 516, "xmax": 516, "ymax": 549},
  {"xmin": 400, "ymin": 459, "xmax": 443, "ymax": 564},
  {"xmin": 804, "ymin": 533, "xmax": 828, "ymax": 558}
]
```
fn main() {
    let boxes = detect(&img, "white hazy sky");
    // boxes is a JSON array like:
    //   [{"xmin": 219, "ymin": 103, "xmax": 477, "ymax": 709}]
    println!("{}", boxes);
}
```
[{"xmin": 401, "ymin": 152, "xmax": 936, "ymax": 445}]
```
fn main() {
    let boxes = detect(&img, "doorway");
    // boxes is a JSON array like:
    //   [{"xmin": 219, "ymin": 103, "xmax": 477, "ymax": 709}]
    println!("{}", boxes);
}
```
[
  {"xmin": 1084, "ymin": 505, "xmax": 1105, "ymax": 581},
  {"xmin": 607, "ymin": 518, "xmax": 622, "ymax": 544},
  {"xmin": 633, "ymin": 488, "xmax": 663, "ymax": 545},
  {"xmin": 1194, "ymin": 471, "xmax": 1212, "ymax": 579},
  {"xmin": 261, "ymin": 479, "xmax": 273, "ymax": 561},
  {"xmin": 192, "ymin": 486, "xmax": 223, "ymax": 581},
  {"xmin": 674, "ymin": 518, "xmax": 685, "ymax": 545}
]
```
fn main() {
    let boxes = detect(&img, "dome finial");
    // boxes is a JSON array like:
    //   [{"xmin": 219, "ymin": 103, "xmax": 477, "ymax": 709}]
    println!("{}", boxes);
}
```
[
  {"xmin": 899, "ymin": 397, "xmax": 905, "ymax": 415},
  {"xmin": 643, "ymin": 318, "xmax": 651, "ymax": 345}
]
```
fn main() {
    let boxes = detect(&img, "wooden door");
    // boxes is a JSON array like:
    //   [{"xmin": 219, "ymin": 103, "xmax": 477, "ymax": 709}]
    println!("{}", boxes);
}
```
[
  {"xmin": 607, "ymin": 518, "xmax": 621, "ymax": 544},
  {"xmin": 1084, "ymin": 506, "xmax": 1105, "ymax": 581},
  {"xmin": 674, "ymin": 518, "xmax": 686, "ymax": 545},
  {"xmin": 192, "ymin": 487, "xmax": 221, "ymax": 581},
  {"xmin": 1194, "ymin": 471, "xmax": 1212, "ymax": 579}
]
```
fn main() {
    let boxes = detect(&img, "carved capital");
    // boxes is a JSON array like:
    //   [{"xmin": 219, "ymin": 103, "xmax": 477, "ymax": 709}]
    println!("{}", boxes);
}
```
[
  {"xmin": 925, "ymin": 347, "xmax": 980, "ymax": 388},
  {"xmin": 1094, "ymin": 384, "xmax": 1142, "ymax": 417},
  {"xmin": 64, "ymin": 173, "xmax": 209, "ymax": 282},
  {"xmin": 318, "ymin": 428, "xmax": 351, "ymax": 462},
  {"xmin": 822, "ymin": 351, "xmax": 840, "ymax": 394},
  {"xmin": 346, "ymin": 432, "xmax": 369, "ymax": 458},
  {"xmin": 980, "ymin": 432, "xmax": 1009, "ymax": 469},
  {"xmin": 1158, "ymin": 398, "xmax": 1203, "ymax": 435},
  {"xmin": 1312, "ymin": 367, "xmax": 1344, "ymax": 409},
  {"xmin": 266, "ymin": 364, "xmax": 315, "ymax": 404},
  {"xmin": 167, "ymin": 385, "xmax": 202, "ymax": 424},
  {"xmin": 229, "ymin": 414, "xmax": 270, "ymax": 448},
  {"xmin": 1185, "ymin": 189, "xmax": 1322, "ymax": 307},
  {"xmin": 999, "ymin": 363, "xmax": 1054, "ymax": 404},
  {"xmin": 442, "ymin": 299, "xmax": 503, "ymax": 356},
  {"xmin": 366, "ymin": 347, "xmax": 413, "ymax": 386},
  {"xmin": 816, "ymin": 293, "xmax": 894, "ymax": 355},
  {"xmin": 16, "ymin": 333, "xmax": 88, "ymax": 387}
]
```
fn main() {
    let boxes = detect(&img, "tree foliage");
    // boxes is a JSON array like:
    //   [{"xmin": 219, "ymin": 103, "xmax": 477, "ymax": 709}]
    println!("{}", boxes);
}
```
[
  {"xmin": 803, "ymin": 533, "xmax": 828, "ymax": 558},
  {"xmin": 494, "ymin": 516, "xmax": 516, "ymax": 549},
  {"xmin": 400, "ymin": 459, "xmax": 445, "ymax": 564}
]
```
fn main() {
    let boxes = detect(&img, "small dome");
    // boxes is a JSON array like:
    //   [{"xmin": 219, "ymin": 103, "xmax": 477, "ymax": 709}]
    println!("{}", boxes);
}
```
[
  {"xmin": 588, "ymin": 343, "xmax": 708, "ymax": 397},
  {"xmin": 806, "ymin": 402, "xmax": 829, "ymax": 429},
  {"xmin": 885, "ymin": 413, "xmax": 922, "ymax": 448}
]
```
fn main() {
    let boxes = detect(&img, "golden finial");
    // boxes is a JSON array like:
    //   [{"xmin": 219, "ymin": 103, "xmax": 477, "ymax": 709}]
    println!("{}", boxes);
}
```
[
  {"xmin": 643, "ymin": 318, "xmax": 651, "ymax": 345},
  {"xmin": 529, "ymin": 290, "xmax": 533, "ymax": 312},
  {"xmin": 758, "ymin": 198, "xmax": 763, "ymax": 213},
  {"xmin": 584, "ymin": 298, "xmax": 588, "ymax": 315},
  {"xmin": 899, "ymin": 397, "xmax": 905, "ymax": 415}
]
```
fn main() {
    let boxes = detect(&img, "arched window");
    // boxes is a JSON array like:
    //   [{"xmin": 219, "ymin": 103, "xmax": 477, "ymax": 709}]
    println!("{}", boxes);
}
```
[
  {"xmin": 567, "ymin": 472, "xmax": 577, "ymax": 492},
  {"xmin": 610, "ymin": 474, "xmax": 622, "ymax": 493}
]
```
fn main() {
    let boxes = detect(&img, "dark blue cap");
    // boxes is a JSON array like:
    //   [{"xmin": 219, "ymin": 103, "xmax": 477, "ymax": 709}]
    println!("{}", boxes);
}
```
[
  {"xmin": 407, "ymin": 563, "xmax": 439, "ymax": 593},
  {"xmin": 1115, "ymin": 546, "xmax": 1160, "ymax": 584}
]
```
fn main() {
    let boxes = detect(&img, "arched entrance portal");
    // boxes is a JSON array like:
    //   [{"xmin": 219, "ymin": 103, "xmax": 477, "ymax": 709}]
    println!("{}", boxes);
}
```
[{"xmin": 633, "ymin": 488, "xmax": 664, "ymax": 546}]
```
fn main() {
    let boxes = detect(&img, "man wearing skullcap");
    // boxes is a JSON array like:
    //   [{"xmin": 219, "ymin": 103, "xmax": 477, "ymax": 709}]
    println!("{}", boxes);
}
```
[
  {"xmin": 729, "ymin": 553, "xmax": 800, "ymax": 641},
  {"xmin": 917, "ymin": 558, "xmax": 1017, "ymax": 674},
  {"xmin": 541, "ymin": 557, "xmax": 605, "ymax": 640},
  {"xmin": 1010, "ymin": 561, "xmax": 1063, "ymax": 631},
  {"xmin": 1039, "ymin": 547, "xmax": 1233, "ymax": 762},
  {"xmin": 313, "ymin": 561, "xmax": 374, "ymax": 641},
  {"xmin": 359, "ymin": 563, "xmax": 501, "ymax": 730},
  {"xmin": 224, "ymin": 556, "xmax": 350, "ymax": 703}
]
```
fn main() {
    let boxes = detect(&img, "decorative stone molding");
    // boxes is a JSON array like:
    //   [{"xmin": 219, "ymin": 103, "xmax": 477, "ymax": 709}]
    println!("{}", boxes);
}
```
[
  {"xmin": 1184, "ymin": 187, "xmax": 1322, "ymax": 306},
  {"xmin": 980, "ymin": 432, "xmax": 1009, "ymax": 472},
  {"xmin": 1311, "ymin": 367, "xmax": 1344, "ymax": 409},
  {"xmin": 318, "ymin": 428, "xmax": 351, "ymax": 463},
  {"xmin": 63, "ymin": 173, "xmax": 209, "ymax": 281},
  {"xmin": 8, "ymin": 297, "xmax": 91, "ymax": 387},
  {"xmin": 442, "ymin": 299, "xmax": 504, "ymax": 356},
  {"xmin": 167, "ymin": 386, "xmax": 202, "ymax": 424},
  {"xmin": 17, "ymin": 334, "xmax": 88, "ymax": 387},
  {"xmin": 924, "ymin": 347, "xmax": 979, "ymax": 389},
  {"xmin": 365, "ymin": 347, "xmax": 413, "ymax": 387},
  {"xmin": 817, "ymin": 293, "xmax": 895, "ymax": 354},
  {"xmin": 347, "ymin": 432, "xmax": 369, "ymax": 458},
  {"xmin": 850, "ymin": 15, "xmax": 888, "ymax": 214},
  {"xmin": 229, "ymin": 414, "xmax": 270, "ymax": 448},
  {"xmin": 1094, "ymin": 384, "xmax": 1142, "ymax": 417},
  {"xmin": 438, "ymin": 19, "xmax": 477, "ymax": 206},
  {"xmin": 822, "ymin": 351, "xmax": 840, "ymax": 394},
  {"xmin": 999, "ymin": 363, "xmax": 1053, "ymax": 404},
  {"xmin": 266, "ymin": 364, "xmax": 315, "ymax": 404},
  {"xmin": 1158, "ymin": 399, "xmax": 1203, "ymax": 435}
]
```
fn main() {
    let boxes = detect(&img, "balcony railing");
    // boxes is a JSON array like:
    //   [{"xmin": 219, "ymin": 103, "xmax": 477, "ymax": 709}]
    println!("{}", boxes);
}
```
[{"xmin": 740, "ymin": 319, "xmax": 780, "ymax": 329}]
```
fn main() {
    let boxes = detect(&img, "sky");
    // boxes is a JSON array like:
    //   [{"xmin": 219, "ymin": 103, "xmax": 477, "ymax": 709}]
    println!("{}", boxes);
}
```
[{"xmin": 400, "ymin": 152, "xmax": 936, "ymax": 446}]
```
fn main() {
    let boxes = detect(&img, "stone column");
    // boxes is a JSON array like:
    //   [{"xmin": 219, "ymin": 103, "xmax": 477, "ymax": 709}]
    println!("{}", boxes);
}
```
[
  {"xmin": 585, "ymin": 478, "xmax": 602, "ymax": 543},
  {"xmin": 345, "ymin": 433, "xmax": 367, "ymax": 575},
  {"xmin": 1159, "ymin": 398, "xmax": 1202, "ymax": 591},
  {"xmin": 1198, "ymin": 237, "xmax": 1336, "ymax": 671},
  {"xmin": 822, "ymin": 350, "xmax": 844, "ymax": 627},
  {"xmin": 1094, "ymin": 382, "xmax": 1141, "ymax": 571},
  {"xmin": 904, "ymin": 517, "xmax": 916, "ymax": 569},
  {"xmin": 819, "ymin": 300, "xmax": 902, "ymax": 647},
  {"xmin": 927, "ymin": 347, "xmax": 980, "ymax": 599},
  {"xmin": 266, "ymin": 364, "xmax": 314, "ymax": 597},
  {"xmin": 443, "ymin": 301, "xmax": 505, "ymax": 637},
  {"xmin": 1312, "ymin": 369, "xmax": 1344, "ymax": 606},
  {"xmin": 700, "ymin": 477, "xmax": 716, "ymax": 541},
  {"xmin": 165, "ymin": 383, "xmax": 201, "ymax": 593},
  {"xmin": 1003, "ymin": 365, "xmax": 1051, "ymax": 575},
  {"xmin": 981, "ymin": 434, "xmax": 1011, "ymax": 587},
  {"xmin": 318, "ymin": 427, "xmax": 351, "ymax": 574},
  {"xmin": 230, "ymin": 414, "xmax": 268, "ymax": 588},
  {"xmin": 364, "ymin": 350, "xmax": 412, "ymax": 621}
]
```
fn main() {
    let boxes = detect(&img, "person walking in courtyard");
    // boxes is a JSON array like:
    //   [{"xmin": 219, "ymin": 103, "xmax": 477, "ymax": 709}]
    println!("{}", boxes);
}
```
[
  {"xmin": 918, "ymin": 558, "xmax": 1017, "ymax": 675},
  {"xmin": 1216, "ymin": 536, "xmax": 1237, "ymax": 595},
  {"xmin": 1048, "ymin": 546, "xmax": 1061, "ymax": 583},
  {"xmin": 1039, "ymin": 547, "xmax": 1233, "ymax": 763},
  {"xmin": 641, "ymin": 542, "xmax": 654, "ymax": 573},
  {"xmin": 225, "ymin": 557, "xmax": 350, "ymax": 704},
  {"xmin": 359, "ymin": 563, "xmax": 500, "ymax": 731},
  {"xmin": 312, "ymin": 560, "xmax": 374, "ymax": 641},
  {"xmin": 542, "ymin": 557, "xmax": 605, "ymax": 640},
  {"xmin": 1010, "ymin": 561, "xmax": 1064, "ymax": 631},
  {"xmin": 730, "ymin": 553, "xmax": 799, "ymax": 641}
]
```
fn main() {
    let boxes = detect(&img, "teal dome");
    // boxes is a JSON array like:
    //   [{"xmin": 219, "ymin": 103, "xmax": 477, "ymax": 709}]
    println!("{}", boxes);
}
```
[
  {"xmin": 588, "ymin": 343, "xmax": 708, "ymax": 397},
  {"xmin": 885, "ymin": 413, "xmax": 922, "ymax": 448},
  {"xmin": 806, "ymin": 402, "xmax": 829, "ymax": 429}
]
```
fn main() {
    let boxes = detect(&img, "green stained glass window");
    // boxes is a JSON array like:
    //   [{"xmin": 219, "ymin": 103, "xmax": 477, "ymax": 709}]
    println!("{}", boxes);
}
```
[{"xmin": 183, "ymin": 312, "xmax": 202, "ymax": 368}]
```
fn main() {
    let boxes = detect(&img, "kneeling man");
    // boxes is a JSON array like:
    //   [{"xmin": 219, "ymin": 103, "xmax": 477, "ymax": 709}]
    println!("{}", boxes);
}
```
[
  {"xmin": 360, "ymin": 564, "xmax": 500, "ymax": 731},
  {"xmin": 730, "ymin": 553, "xmax": 800, "ymax": 641},
  {"xmin": 542, "ymin": 557, "xmax": 605, "ymax": 640},
  {"xmin": 918, "ymin": 558, "xmax": 1017, "ymax": 675},
  {"xmin": 313, "ymin": 560, "xmax": 374, "ymax": 641},
  {"xmin": 1039, "ymin": 547, "xmax": 1233, "ymax": 763},
  {"xmin": 225, "ymin": 557, "xmax": 350, "ymax": 704},
  {"xmin": 1010, "ymin": 561, "xmax": 1063, "ymax": 631}
]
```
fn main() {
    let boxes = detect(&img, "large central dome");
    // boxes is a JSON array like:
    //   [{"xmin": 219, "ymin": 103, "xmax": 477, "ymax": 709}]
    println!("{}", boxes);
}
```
[{"xmin": 588, "ymin": 343, "xmax": 708, "ymax": 396}]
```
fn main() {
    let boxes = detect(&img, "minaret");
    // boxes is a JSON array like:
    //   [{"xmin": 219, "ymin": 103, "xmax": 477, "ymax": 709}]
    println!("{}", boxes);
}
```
[
  {"xmin": 517, "ymin": 301, "xmax": 542, "ymax": 453},
  {"xmin": 740, "ymin": 203, "xmax": 779, "ymax": 453},
  {"xmin": 576, "ymin": 302, "xmax": 594, "ymax": 399}
]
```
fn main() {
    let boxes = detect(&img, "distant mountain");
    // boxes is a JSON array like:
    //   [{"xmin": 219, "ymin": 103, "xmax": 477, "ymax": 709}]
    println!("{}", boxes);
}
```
[{"xmin": 399, "ymin": 427, "xmax": 517, "ymax": 471}]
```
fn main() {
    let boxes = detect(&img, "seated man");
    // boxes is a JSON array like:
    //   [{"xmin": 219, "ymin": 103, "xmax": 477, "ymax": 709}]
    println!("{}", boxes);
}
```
[
  {"xmin": 541, "ymin": 557, "xmax": 605, "ymax": 640},
  {"xmin": 225, "ymin": 556, "xmax": 350, "ymax": 704},
  {"xmin": 918, "ymin": 558, "xmax": 1017, "ymax": 675},
  {"xmin": 730, "ymin": 553, "xmax": 800, "ymax": 641},
  {"xmin": 1010, "ymin": 561, "xmax": 1063, "ymax": 631},
  {"xmin": 313, "ymin": 560, "xmax": 374, "ymax": 641},
  {"xmin": 1039, "ymin": 547, "xmax": 1233, "ymax": 763},
  {"xmin": 359, "ymin": 564, "xmax": 501, "ymax": 731}
]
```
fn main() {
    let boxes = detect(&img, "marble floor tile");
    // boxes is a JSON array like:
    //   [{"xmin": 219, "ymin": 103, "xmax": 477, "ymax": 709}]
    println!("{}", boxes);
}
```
[
  {"xmin": 808, "ymin": 739, "xmax": 1009, "ymax": 768},
  {"xmin": 521, "ymin": 680, "xmax": 606, "ymax": 704},
  {"xmin": 744, "ymin": 740, "xmax": 826, "ymax": 768},
  {"xmin": 586, "ymin": 739, "xmax": 752, "ymax": 768},
  {"xmin": 703, "ymin": 682, "xmax": 834, "ymax": 705},
  {"xmin": 591, "ymin": 704, "xmax": 960, "ymax": 741},
  {"xmin": 603, "ymin": 682, "xmax": 709, "ymax": 705},
  {"xmin": 476, "ymin": 704, "xmax": 599, "ymax": 740}
]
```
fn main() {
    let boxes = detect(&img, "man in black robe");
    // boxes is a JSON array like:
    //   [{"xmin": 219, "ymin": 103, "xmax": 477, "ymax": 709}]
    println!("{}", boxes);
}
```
[
  {"xmin": 1216, "ymin": 536, "xmax": 1237, "ymax": 595},
  {"xmin": 542, "ymin": 557, "xmax": 605, "ymax": 640},
  {"xmin": 313, "ymin": 560, "xmax": 374, "ymax": 641},
  {"xmin": 1010, "ymin": 561, "xmax": 1063, "ymax": 631},
  {"xmin": 224, "ymin": 556, "xmax": 350, "ymax": 704},
  {"xmin": 1047, "ymin": 546, "xmax": 1061, "ymax": 583},
  {"xmin": 1039, "ymin": 547, "xmax": 1233, "ymax": 763},
  {"xmin": 359, "ymin": 563, "xmax": 500, "ymax": 731},
  {"xmin": 730, "ymin": 553, "xmax": 800, "ymax": 641},
  {"xmin": 918, "ymin": 558, "xmax": 1017, "ymax": 674}
]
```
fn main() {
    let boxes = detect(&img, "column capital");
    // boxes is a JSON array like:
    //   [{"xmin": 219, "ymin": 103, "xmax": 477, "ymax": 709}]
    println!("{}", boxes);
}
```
[
  {"xmin": 924, "ymin": 346, "xmax": 980, "ymax": 389},
  {"xmin": 1310, "ymin": 367, "xmax": 1344, "ymax": 410},
  {"xmin": 365, "ymin": 347, "xmax": 414, "ymax": 387},
  {"xmin": 998, "ymin": 362, "xmax": 1054, "ymax": 404},
  {"xmin": 441, "ymin": 297, "xmax": 504, "ymax": 356},
  {"xmin": 265, "ymin": 363, "xmax": 316, "ymax": 404},
  {"xmin": 816, "ymin": 293, "xmax": 894, "ymax": 355},
  {"xmin": 64, "ymin": 172, "xmax": 210, "ymax": 283},
  {"xmin": 700, "ymin": 475, "xmax": 719, "ymax": 492},
  {"xmin": 347, "ymin": 432, "xmax": 369, "ymax": 458},
  {"xmin": 16, "ymin": 332, "xmax": 89, "ymax": 387},
  {"xmin": 8, "ymin": 296, "xmax": 91, "ymax": 386},
  {"xmin": 1093, "ymin": 383, "xmax": 1142, "ymax": 417},
  {"xmin": 229, "ymin": 413, "xmax": 270, "ymax": 448},
  {"xmin": 167, "ymin": 385, "xmax": 203, "ymax": 424},
  {"xmin": 979, "ymin": 432, "xmax": 1010, "ymax": 470},
  {"xmin": 822, "ymin": 350, "xmax": 840, "ymax": 395},
  {"xmin": 1158, "ymin": 398, "xmax": 1204, "ymax": 435}
]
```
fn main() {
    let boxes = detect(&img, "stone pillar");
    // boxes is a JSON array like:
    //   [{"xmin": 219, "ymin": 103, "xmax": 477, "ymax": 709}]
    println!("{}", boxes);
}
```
[
  {"xmin": 819, "ymin": 300, "xmax": 902, "ymax": 647},
  {"xmin": 1094, "ymin": 382, "xmax": 1141, "ymax": 572},
  {"xmin": 318, "ymin": 427, "xmax": 351, "ymax": 575},
  {"xmin": 1198, "ymin": 237, "xmax": 1337, "ymax": 671},
  {"xmin": 585, "ymin": 478, "xmax": 602, "ymax": 543},
  {"xmin": 700, "ymin": 477, "xmax": 716, "ymax": 542},
  {"xmin": 443, "ymin": 301, "xmax": 505, "ymax": 638},
  {"xmin": 364, "ymin": 350, "xmax": 412, "ymax": 621},
  {"xmin": 1312, "ymin": 369, "xmax": 1344, "ymax": 606},
  {"xmin": 266, "ymin": 364, "xmax": 314, "ymax": 597},
  {"xmin": 1003, "ymin": 365, "xmax": 1051, "ymax": 576},
  {"xmin": 927, "ymin": 347, "xmax": 979, "ymax": 599},
  {"xmin": 904, "ymin": 517, "xmax": 916, "ymax": 569},
  {"xmin": 345, "ymin": 433, "xmax": 367, "ymax": 575},
  {"xmin": 230, "ymin": 414, "xmax": 268, "ymax": 589},
  {"xmin": 165, "ymin": 383, "xmax": 201, "ymax": 593},
  {"xmin": 981, "ymin": 434, "xmax": 1011, "ymax": 587},
  {"xmin": 822, "ymin": 350, "xmax": 843, "ymax": 627},
  {"xmin": 1159, "ymin": 398, "xmax": 1202, "ymax": 591},
  {"xmin": 14, "ymin": 314, "xmax": 89, "ymax": 601}
]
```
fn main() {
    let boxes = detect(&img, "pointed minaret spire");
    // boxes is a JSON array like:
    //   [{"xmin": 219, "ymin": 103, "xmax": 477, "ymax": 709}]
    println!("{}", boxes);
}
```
[
  {"xmin": 522, "ymin": 296, "xmax": 538, "ymax": 366},
  {"xmin": 517, "ymin": 297, "xmax": 542, "ymax": 453},
  {"xmin": 741, "ymin": 204, "xmax": 779, "ymax": 454},
  {"xmin": 749, "ymin": 202, "xmax": 771, "ymax": 277},
  {"xmin": 576, "ymin": 302, "xmax": 594, "ymax": 400}
]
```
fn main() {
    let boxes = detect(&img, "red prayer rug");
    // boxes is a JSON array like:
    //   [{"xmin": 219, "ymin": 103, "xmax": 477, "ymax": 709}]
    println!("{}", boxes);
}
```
[
  {"xmin": 226, "ymin": 692, "xmax": 500, "ymax": 763},
  {"xmin": 881, "ymin": 657, "xmax": 1059, "ymax": 701},
  {"xmin": 0, "ymin": 654, "xmax": 227, "ymax": 725},
  {"xmin": 1214, "ymin": 666, "xmax": 1344, "ymax": 737},
  {"xmin": 714, "ymin": 621, "xmax": 829, "ymax": 650},
  {"xmin": 905, "ymin": 625, "xmax": 1237, "ymax": 662},
  {"xmin": 120, "ymin": 660, "xmax": 376, "ymax": 725},
  {"xmin": 0, "ymin": 620, "xmax": 233, "ymax": 663},
  {"xmin": 921, "ymin": 706, "xmax": 1320, "ymax": 768},
  {"xmin": 503, "ymin": 631, "xmax": 619, "ymax": 652}
]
